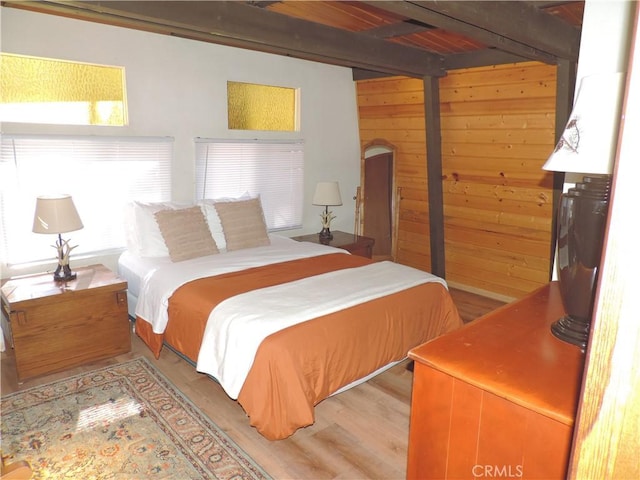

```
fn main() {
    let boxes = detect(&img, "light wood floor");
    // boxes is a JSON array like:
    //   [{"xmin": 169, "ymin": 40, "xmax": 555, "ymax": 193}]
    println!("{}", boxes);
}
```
[{"xmin": 1, "ymin": 288, "xmax": 505, "ymax": 480}]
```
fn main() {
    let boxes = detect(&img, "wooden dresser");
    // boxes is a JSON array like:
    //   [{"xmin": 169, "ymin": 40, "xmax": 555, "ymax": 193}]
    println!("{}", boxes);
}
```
[
  {"xmin": 1, "ymin": 264, "xmax": 131, "ymax": 382},
  {"xmin": 407, "ymin": 282, "xmax": 585, "ymax": 480}
]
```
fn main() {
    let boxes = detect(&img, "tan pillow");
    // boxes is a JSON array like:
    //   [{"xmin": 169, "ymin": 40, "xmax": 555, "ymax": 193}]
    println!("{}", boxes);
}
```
[
  {"xmin": 214, "ymin": 197, "xmax": 270, "ymax": 251},
  {"xmin": 154, "ymin": 206, "xmax": 219, "ymax": 262}
]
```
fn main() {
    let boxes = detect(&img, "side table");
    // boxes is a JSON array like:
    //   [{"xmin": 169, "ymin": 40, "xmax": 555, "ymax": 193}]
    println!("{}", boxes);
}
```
[
  {"xmin": 1, "ymin": 264, "xmax": 131, "ymax": 382},
  {"xmin": 291, "ymin": 230, "xmax": 375, "ymax": 258}
]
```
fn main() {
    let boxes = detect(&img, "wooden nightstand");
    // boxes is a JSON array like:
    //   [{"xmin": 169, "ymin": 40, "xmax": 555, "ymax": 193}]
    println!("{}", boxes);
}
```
[
  {"xmin": 291, "ymin": 230, "xmax": 375, "ymax": 258},
  {"xmin": 1, "ymin": 264, "xmax": 131, "ymax": 382}
]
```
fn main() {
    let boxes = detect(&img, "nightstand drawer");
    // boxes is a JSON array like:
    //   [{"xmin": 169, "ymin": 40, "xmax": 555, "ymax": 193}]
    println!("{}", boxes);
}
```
[
  {"xmin": 343, "ymin": 243, "xmax": 373, "ymax": 258},
  {"xmin": 291, "ymin": 231, "xmax": 375, "ymax": 259}
]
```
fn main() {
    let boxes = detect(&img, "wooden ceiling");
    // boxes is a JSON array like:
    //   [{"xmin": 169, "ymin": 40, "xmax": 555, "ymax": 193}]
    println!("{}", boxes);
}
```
[{"xmin": 3, "ymin": 1, "xmax": 584, "ymax": 78}]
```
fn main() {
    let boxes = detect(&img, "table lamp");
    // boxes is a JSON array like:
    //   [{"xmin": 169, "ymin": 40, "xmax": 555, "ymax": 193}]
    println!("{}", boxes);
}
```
[
  {"xmin": 542, "ymin": 72, "xmax": 625, "ymax": 349},
  {"xmin": 32, "ymin": 194, "xmax": 84, "ymax": 281},
  {"xmin": 312, "ymin": 181, "xmax": 342, "ymax": 240}
]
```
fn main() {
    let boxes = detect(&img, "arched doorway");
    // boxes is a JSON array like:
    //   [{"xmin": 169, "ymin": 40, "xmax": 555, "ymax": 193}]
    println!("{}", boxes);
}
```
[{"xmin": 362, "ymin": 142, "xmax": 395, "ymax": 261}]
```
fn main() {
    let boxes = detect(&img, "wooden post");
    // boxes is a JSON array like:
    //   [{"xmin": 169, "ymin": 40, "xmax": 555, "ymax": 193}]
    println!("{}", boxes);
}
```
[{"xmin": 424, "ymin": 75, "xmax": 445, "ymax": 278}]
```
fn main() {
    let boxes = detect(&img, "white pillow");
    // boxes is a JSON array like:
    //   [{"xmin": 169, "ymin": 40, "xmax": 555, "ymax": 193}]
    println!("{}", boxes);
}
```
[
  {"xmin": 199, "ymin": 193, "xmax": 251, "ymax": 251},
  {"xmin": 126, "ymin": 201, "xmax": 191, "ymax": 257},
  {"xmin": 199, "ymin": 202, "xmax": 226, "ymax": 251}
]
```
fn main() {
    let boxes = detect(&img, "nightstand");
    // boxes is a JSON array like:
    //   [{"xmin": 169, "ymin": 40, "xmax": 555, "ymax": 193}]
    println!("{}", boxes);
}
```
[
  {"xmin": 1, "ymin": 264, "xmax": 131, "ymax": 382},
  {"xmin": 291, "ymin": 230, "xmax": 375, "ymax": 258}
]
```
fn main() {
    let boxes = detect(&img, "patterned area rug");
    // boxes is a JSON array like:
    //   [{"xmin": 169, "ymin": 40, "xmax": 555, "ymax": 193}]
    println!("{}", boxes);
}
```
[{"xmin": 1, "ymin": 357, "xmax": 271, "ymax": 479}]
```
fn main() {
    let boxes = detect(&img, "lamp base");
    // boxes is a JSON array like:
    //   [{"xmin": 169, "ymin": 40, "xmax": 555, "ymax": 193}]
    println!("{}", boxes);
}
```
[
  {"xmin": 319, "ymin": 227, "xmax": 333, "ymax": 240},
  {"xmin": 53, "ymin": 263, "xmax": 77, "ymax": 282},
  {"xmin": 550, "ymin": 315, "xmax": 589, "ymax": 350}
]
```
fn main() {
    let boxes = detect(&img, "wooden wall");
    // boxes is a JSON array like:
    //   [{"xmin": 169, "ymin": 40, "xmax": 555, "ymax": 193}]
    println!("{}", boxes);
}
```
[{"xmin": 356, "ymin": 61, "xmax": 557, "ymax": 301}]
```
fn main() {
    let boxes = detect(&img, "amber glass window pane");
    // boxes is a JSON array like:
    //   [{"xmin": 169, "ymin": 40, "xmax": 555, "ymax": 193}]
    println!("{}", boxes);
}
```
[
  {"xmin": 0, "ymin": 53, "xmax": 127, "ymax": 126},
  {"xmin": 227, "ymin": 81, "xmax": 297, "ymax": 131}
]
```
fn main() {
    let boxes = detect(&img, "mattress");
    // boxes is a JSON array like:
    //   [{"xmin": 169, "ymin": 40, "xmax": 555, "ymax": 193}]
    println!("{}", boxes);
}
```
[{"xmin": 117, "ymin": 250, "xmax": 171, "ymax": 318}]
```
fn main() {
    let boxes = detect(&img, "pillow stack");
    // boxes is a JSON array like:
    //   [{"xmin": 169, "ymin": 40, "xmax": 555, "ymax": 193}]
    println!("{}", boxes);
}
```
[{"xmin": 124, "ymin": 195, "xmax": 271, "ymax": 262}]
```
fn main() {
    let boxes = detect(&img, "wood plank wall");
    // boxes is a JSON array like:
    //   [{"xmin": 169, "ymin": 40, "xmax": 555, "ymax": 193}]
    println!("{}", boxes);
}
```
[{"xmin": 356, "ymin": 61, "xmax": 557, "ymax": 301}]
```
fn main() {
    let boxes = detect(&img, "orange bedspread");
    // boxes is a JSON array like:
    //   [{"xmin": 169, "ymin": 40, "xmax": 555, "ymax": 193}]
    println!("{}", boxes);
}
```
[{"xmin": 135, "ymin": 253, "xmax": 462, "ymax": 439}]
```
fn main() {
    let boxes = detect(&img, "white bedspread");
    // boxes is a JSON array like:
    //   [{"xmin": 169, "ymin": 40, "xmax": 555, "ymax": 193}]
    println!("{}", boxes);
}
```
[
  {"xmin": 135, "ymin": 235, "xmax": 349, "ymax": 334},
  {"xmin": 196, "ymin": 261, "xmax": 446, "ymax": 399}
]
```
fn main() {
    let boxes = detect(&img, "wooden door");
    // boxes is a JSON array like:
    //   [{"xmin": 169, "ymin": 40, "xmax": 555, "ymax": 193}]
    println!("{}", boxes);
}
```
[{"xmin": 363, "ymin": 152, "xmax": 392, "ymax": 257}]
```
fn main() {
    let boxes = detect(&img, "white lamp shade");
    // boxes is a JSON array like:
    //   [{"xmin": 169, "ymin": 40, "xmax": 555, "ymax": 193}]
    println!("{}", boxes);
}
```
[
  {"xmin": 33, "ymin": 195, "xmax": 84, "ymax": 234},
  {"xmin": 543, "ymin": 72, "xmax": 626, "ymax": 175},
  {"xmin": 312, "ymin": 181, "xmax": 342, "ymax": 206}
]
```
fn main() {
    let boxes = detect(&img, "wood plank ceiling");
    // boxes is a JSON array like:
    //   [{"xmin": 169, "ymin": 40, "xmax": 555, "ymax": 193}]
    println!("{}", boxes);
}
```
[{"xmin": 3, "ymin": 1, "xmax": 584, "ymax": 78}]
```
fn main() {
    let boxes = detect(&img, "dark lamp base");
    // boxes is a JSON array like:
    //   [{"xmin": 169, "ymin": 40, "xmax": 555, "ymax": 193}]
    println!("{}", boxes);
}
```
[
  {"xmin": 53, "ymin": 263, "xmax": 77, "ymax": 282},
  {"xmin": 319, "ymin": 228, "xmax": 333, "ymax": 240},
  {"xmin": 550, "ymin": 315, "xmax": 589, "ymax": 350},
  {"xmin": 553, "ymin": 174, "xmax": 611, "ymax": 352}
]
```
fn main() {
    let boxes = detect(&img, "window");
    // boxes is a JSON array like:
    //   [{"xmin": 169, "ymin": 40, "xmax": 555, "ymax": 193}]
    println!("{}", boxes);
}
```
[
  {"xmin": 0, "ymin": 53, "xmax": 127, "ymax": 126},
  {"xmin": 0, "ymin": 135, "xmax": 172, "ymax": 266},
  {"xmin": 195, "ymin": 139, "xmax": 304, "ymax": 231},
  {"xmin": 227, "ymin": 81, "xmax": 297, "ymax": 131}
]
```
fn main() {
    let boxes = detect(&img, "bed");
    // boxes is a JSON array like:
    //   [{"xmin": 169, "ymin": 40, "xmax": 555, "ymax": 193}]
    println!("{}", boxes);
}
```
[{"xmin": 118, "ymin": 198, "xmax": 463, "ymax": 440}]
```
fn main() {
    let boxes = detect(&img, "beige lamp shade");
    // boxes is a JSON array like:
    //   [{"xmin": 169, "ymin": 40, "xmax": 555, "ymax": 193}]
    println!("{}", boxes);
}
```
[
  {"xmin": 33, "ymin": 195, "xmax": 84, "ymax": 234},
  {"xmin": 312, "ymin": 181, "xmax": 342, "ymax": 206},
  {"xmin": 543, "ymin": 72, "xmax": 626, "ymax": 175}
]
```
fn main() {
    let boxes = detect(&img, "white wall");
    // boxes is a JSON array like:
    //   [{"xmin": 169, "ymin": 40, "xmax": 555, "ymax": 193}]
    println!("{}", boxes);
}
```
[
  {"xmin": 0, "ymin": 7, "xmax": 362, "ymax": 275},
  {"xmin": 564, "ymin": 0, "xmax": 635, "ymax": 184}
]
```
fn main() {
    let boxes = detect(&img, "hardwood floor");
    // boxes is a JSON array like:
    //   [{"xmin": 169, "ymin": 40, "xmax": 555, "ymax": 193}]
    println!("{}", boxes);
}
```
[
  {"xmin": 448, "ymin": 288, "xmax": 509, "ymax": 325},
  {"xmin": 1, "ymin": 287, "xmax": 505, "ymax": 479}
]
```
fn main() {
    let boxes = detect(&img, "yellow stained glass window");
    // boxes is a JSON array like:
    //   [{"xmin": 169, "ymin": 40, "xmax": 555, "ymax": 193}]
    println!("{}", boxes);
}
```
[
  {"xmin": 227, "ymin": 81, "xmax": 297, "ymax": 131},
  {"xmin": 0, "ymin": 53, "xmax": 127, "ymax": 126}
]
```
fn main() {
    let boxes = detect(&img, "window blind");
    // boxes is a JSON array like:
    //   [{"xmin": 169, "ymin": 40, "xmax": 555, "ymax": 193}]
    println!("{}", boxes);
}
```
[
  {"xmin": 195, "ymin": 138, "xmax": 304, "ymax": 231},
  {"xmin": 0, "ymin": 134, "xmax": 173, "ymax": 266}
]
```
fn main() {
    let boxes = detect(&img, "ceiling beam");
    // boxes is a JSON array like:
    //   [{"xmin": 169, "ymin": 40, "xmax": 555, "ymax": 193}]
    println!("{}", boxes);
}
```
[
  {"xmin": 364, "ymin": 0, "xmax": 580, "ymax": 63},
  {"xmin": 444, "ymin": 49, "xmax": 530, "ymax": 70},
  {"xmin": 352, "ymin": 68, "xmax": 396, "ymax": 81},
  {"xmin": 6, "ymin": 0, "xmax": 445, "ymax": 77}
]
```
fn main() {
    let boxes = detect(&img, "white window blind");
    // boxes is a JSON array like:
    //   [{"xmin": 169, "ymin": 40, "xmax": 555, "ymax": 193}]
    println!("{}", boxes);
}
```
[
  {"xmin": 195, "ymin": 138, "xmax": 304, "ymax": 231},
  {"xmin": 0, "ymin": 134, "xmax": 173, "ymax": 266}
]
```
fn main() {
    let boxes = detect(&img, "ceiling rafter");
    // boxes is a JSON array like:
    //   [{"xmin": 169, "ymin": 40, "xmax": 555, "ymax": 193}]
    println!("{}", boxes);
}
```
[
  {"xmin": 363, "ymin": 0, "xmax": 580, "ymax": 63},
  {"xmin": 443, "ymin": 49, "xmax": 530, "ymax": 71},
  {"xmin": 361, "ymin": 19, "xmax": 434, "ymax": 39},
  {"xmin": 413, "ymin": 0, "xmax": 581, "ymax": 59}
]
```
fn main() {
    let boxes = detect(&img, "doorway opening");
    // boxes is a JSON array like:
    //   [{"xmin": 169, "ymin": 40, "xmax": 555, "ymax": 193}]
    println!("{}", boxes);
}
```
[{"xmin": 362, "ymin": 142, "xmax": 396, "ymax": 261}]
